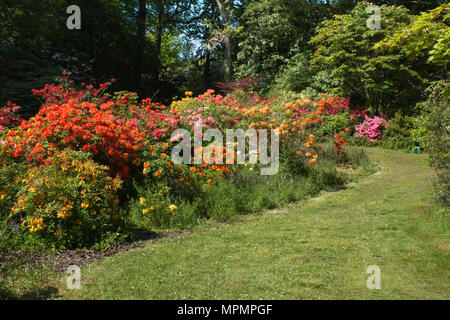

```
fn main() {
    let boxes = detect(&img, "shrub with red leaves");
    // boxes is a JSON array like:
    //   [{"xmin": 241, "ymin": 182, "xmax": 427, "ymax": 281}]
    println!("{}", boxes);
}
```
[{"xmin": 215, "ymin": 77, "xmax": 263, "ymax": 94}]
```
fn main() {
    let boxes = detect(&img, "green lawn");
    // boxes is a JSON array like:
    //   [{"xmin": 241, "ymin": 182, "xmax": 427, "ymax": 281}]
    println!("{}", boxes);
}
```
[{"xmin": 56, "ymin": 148, "xmax": 449, "ymax": 299}]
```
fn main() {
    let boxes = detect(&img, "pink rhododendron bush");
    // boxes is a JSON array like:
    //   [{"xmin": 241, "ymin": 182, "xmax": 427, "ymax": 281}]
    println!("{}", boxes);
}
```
[{"xmin": 355, "ymin": 115, "xmax": 389, "ymax": 142}]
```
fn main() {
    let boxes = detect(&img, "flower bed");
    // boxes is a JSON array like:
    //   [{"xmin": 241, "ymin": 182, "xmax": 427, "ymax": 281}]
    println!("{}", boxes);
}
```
[{"xmin": 0, "ymin": 76, "xmax": 383, "ymax": 249}]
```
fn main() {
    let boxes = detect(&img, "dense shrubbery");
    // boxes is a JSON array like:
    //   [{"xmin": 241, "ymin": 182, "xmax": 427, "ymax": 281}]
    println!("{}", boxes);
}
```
[
  {"xmin": 11, "ymin": 150, "xmax": 124, "ymax": 248},
  {"xmin": 0, "ymin": 76, "xmax": 376, "ymax": 249},
  {"xmin": 416, "ymin": 81, "xmax": 449, "ymax": 207}
]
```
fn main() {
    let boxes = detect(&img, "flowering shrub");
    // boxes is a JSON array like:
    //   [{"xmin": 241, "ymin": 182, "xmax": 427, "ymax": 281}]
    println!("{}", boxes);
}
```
[
  {"xmin": 0, "ymin": 102, "xmax": 22, "ymax": 133},
  {"xmin": 11, "ymin": 150, "xmax": 123, "ymax": 248},
  {"xmin": 32, "ymin": 72, "xmax": 114, "ymax": 106},
  {"xmin": 4, "ymin": 81, "xmax": 147, "ymax": 180},
  {"xmin": 0, "ymin": 161, "xmax": 28, "ymax": 222},
  {"xmin": 137, "ymin": 183, "xmax": 177, "ymax": 227},
  {"xmin": 0, "ymin": 74, "xmax": 373, "ymax": 248},
  {"xmin": 355, "ymin": 115, "xmax": 389, "ymax": 142}
]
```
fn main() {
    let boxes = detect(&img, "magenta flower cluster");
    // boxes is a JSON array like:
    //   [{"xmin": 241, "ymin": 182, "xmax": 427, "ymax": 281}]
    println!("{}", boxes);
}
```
[
  {"xmin": 355, "ymin": 115, "xmax": 389, "ymax": 142},
  {"xmin": 0, "ymin": 101, "xmax": 21, "ymax": 133}
]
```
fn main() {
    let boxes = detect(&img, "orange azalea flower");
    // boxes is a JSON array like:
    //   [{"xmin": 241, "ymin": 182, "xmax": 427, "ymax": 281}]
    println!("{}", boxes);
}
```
[
  {"xmin": 305, "ymin": 152, "xmax": 312, "ymax": 157},
  {"xmin": 345, "ymin": 127, "xmax": 350, "ymax": 132},
  {"xmin": 132, "ymin": 158, "xmax": 141, "ymax": 166},
  {"xmin": 296, "ymin": 151, "xmax": 302, "ymax": 156},
  {"xmin": 155, "ymin": 170, "xmax": 162, "ymax": 177}
]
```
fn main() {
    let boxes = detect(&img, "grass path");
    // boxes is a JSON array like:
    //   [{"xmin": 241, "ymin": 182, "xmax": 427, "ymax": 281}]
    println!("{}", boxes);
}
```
[{"xmin": 57, "ymin": 148, "xmax": 449, "ymax": 299}]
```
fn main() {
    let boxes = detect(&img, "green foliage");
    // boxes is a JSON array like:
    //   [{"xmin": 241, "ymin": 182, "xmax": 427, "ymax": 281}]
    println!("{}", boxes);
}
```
[
  {"xmin": 0, "ymin": 46, "xmax": 59, "ymax": 118},
  {"xmin": 133, "ymin": 183, "xmax": 178, "ymax": 228},
  {"xmin": 380, "ymin": 112, "xmax": 415, "ymax": 150},
  {"xmin": 309, "ymin": 2, "xmax": 422, "ymax": 115},
  {"xmin": 376, "ymin": 4, "xmax": 449, "ymax": 69},
  {"xmin": 416, "ymin": 81, "xmax": 450, "ymax": 205},
  {"xmin": 235, "ymin": 0, "xmax": 296, "ymax": 90},
  {"xmin": 272, "ymin": 51, "xmax": 312, "ymax": 93},
  {"xmin": 312, "ymin": 113, "xmax": 353, "ymax": 143},
  {"xmin": 0, "ymin": 162, "xmax": 28, "ymax": 250}
]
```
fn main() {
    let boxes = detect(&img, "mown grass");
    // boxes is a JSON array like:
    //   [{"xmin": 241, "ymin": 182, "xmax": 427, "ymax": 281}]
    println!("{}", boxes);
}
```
[
  {"xmin": 1, "ymin": 145, "xmax": 366, "ymax": 299},
  {"xmin": 0, "ymin": 265, "xmax": 58, "ymax": 300},
  {"xmin": 51, "ymin": 148, "xmax": 448, "ymax": 299}
]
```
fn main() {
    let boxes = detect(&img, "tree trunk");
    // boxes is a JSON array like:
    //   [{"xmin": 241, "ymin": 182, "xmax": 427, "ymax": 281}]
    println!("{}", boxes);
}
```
[
  {"xmin": 223, "ymin": 34, "xmax": 232, "ymax": 81},
  {"xmin": 204, "ymin": 48, "xmax": 211, "ymax": 89},
  {"xmin": 154, "ymin": 11, "xmax": 163, "ymax": 82},
  {"xmin": 134, "ymin": 0, "xmax": 147, "ymax": 93},
  {"xmin": 215, "ymin": 0, "xmax": 233, "ymax": 81}
]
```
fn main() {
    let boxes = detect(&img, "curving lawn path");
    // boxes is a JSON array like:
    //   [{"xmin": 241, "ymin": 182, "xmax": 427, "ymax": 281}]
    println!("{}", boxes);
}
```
[{"xmin": 57, "ymin": 148, "xmax": 449, "ymax": 299}]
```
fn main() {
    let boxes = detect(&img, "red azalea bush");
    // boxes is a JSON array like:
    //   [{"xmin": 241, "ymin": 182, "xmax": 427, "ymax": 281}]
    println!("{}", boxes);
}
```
[{"xmin": 7, "ymin": 98, "xmax": 145, "ymax": 180}]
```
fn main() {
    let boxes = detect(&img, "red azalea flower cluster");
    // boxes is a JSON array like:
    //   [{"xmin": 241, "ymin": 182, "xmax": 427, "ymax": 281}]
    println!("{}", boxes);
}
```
[
  {"xmin": 317, "ymin": 96, "xmax": 368, "ymax": 118},
  {"xmin": 317, "ymin": 96, "xmax": 351, "ymax": 115},
  {"xmin": 32, "ymin": 72, "xmax": 114, "ymax": 106},
  {"xmin": 10, "ymin": 98, "xmax": 145, "ymax": 180},
  {"xmin": 333, "ymin": 130, "xmax": 350, "ymax": 154}
]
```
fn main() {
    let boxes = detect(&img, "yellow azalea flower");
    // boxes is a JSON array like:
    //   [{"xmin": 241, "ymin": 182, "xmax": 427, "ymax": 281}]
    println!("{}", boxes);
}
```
[
  {"xmin": 139, "ymin": 197, "xmax": 146, "ymax": 205},
  {"xmin": 169, "ymin": 204, "xmax": 178, "ymax": 212}
]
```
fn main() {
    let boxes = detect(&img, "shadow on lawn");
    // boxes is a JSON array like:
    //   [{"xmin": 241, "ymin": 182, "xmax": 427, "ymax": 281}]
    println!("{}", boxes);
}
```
[{"xmin": 0, "ymin": 285, "xmax": 59, "ymax": 300}]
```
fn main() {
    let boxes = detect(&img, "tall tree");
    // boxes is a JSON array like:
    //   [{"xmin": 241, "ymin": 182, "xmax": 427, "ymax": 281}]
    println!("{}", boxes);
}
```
[
  {"xmin": 148, "ymin": 0, "xmax": 201, "ymax": 82},
  {"xmin": 214, "ymin": 0, "xmax": 233, "ymax": 81},
  {"xmin": 134, "ymin": 0, "xmax": 148, "ymax": 93}
]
